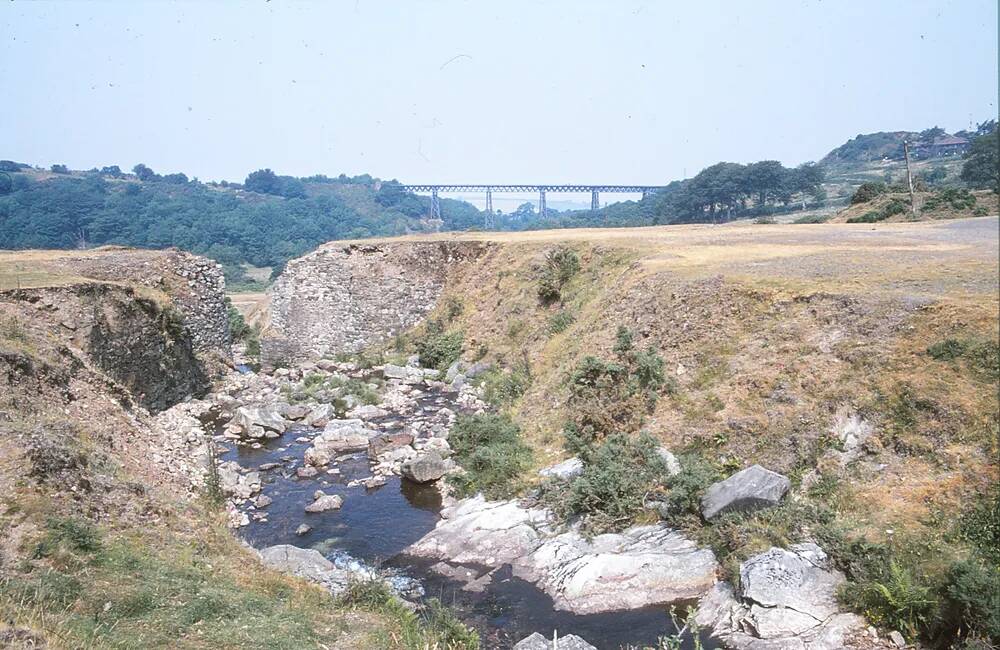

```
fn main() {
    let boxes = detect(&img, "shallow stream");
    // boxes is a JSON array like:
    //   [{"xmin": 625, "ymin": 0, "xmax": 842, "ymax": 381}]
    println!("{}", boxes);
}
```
[{"xmin": 218, "ymin": 384, "xmax": 715, "ymax": 650}]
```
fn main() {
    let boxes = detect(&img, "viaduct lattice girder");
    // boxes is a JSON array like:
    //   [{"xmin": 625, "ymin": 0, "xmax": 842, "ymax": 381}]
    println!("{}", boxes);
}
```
[
  {"xmin": 401, "ymin": 184, "xmax": 666, "ymax": 193},
  {"xmin": 403, "ymin": 184, "xmax": 666, "ymax": 225}
]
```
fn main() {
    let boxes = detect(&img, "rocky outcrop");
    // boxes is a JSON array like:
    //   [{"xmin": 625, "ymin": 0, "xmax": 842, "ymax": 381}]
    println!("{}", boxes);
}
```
[
  {"xmin": 701, "ymin": 464, "xmax": 790, "ymax": 520},
  {"xmin": 514, "ymin": 632, "xmax": 597, "ymax": 650},
  {"xmin": 513, "ymin": 525, "xmax": 717, "ymax": 614},
  {"xmin": 406, "ymin": 496, "xmax": 718, "ymax": 615},
  {"xmin": 695, "ymin": 543, "xmax": 865, "ymax": 650},
  {"xmin": 258, "ymin": 544, "xmax": 421, "ymax": 599},
  {"xmin": 262, "ymin": 241, "xmax": 491, "ymax": 366}
]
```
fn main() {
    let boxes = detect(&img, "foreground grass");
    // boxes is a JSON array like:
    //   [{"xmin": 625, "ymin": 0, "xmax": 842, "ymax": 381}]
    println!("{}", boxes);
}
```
[{"xmin": 0, "ymin": 508, "xmax": 475, "ymax": 649}]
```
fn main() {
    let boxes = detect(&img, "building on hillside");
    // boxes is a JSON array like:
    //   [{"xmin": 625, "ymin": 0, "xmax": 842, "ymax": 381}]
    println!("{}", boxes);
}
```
[{"xmin": 912, "ymin": 134, "xmax": 971, "ymax": 159}]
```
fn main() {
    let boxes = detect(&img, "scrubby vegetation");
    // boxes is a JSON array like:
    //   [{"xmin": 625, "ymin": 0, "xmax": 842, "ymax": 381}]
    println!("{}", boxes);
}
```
[
  {"xmin": 481, "ymin": 363, "xmax": 532, "ymax": 407},
  {"xmin": 850, "ymin": 182, "xmax": 888, "ymax": 204},
  {"xmin": 446, "ymin": 413, "xmax": 533, "ymax": 499},
  {"xmin": 415, "ymin": 322, "xmax": 464, "ymax": 371},
  {"xmin": 281, "ymin": 371, "xmax": 380, "ymax": 410},
  {"xmin": 537, "ymin": 246, "xmax": 581, "ymax": 302}
]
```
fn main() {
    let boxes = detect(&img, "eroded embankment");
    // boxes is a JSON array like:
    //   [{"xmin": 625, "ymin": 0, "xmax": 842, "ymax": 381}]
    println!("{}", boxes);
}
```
[
  {"xmin": 259, "ymin": 220, "xmax": 999, "ymax": 649},
  {"xmin": 262, "ymin": 241, "xmax": 493, "ymax": 368}
]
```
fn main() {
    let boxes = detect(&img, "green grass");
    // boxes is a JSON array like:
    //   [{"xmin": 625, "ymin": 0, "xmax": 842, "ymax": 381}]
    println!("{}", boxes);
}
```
[{"xmin": 338, "ymin": 579, "xmax": 478, "ymax": 649}]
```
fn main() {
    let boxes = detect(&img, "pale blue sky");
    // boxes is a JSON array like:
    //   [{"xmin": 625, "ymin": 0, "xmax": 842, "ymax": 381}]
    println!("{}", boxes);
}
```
[{"xmin": 2, "ymin": 0, "xmax": 997, "ymax": 195}]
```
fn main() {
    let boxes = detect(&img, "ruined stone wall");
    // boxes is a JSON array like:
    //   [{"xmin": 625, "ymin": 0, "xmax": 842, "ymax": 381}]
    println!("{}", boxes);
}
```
[
  {"xmin": 71, "ymin": 248, "xmax": 231, "ymax": 357},
  {"xmin": 263, "ymin": 241, "xmax": 490, "ymax": 367}
]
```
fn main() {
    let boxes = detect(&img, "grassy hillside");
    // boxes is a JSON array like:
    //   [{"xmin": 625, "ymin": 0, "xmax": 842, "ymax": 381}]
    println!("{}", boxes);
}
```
[
  {"xmin": 369, "ymin": 219, "xmax": 999, "ymax": 647},
  {"xmin": 0, "ymin": 166, "xmax": 483, "ymax": 289}
]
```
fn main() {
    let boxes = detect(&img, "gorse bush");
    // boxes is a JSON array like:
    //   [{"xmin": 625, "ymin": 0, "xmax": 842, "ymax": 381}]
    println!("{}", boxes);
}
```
[
  {"xmin": 563, "ymin": 327, "xmax": 666, "ymax": 455},
  {"xmin": 560, "ymin": 433, "xmax": 668, "ymax": 534},
  {"xmin": 415, "ymin": 321, "xmax": 463, "ymax": 371},
  {"xmin": 447, "ymin": 414, "xmax": 532, "ymax": 499},
  {"xmin": 537, "ymin": 246, "xmax": 581, "ymax": 302},
  {"xmin": 851, "ymin": 182, "xmax": 887, "ymax": 204},
  {"xmin": 923, "ymin": 187, "xmax": 978, "ymax": 212}
]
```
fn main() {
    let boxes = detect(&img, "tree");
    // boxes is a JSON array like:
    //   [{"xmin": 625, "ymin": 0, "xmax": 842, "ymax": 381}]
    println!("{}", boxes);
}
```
[
  {"xmin": 161, "ymin": 172, "xmax": 189, "ymax": 185},
  {"xmin": 244, "ymin": 168, "xmax": 279, "ymax": 194},
  {"xmin": 0, "ymin": 172, "xmax": 11, "ymax": 196},
  {"xmin": 133, "ymin": 163, "xmax": 156, "ymax": 181},
  {"xmin": 960, "ymin": 124, "xmax": 999, "ymax": 191},
  {"xmin": 100, "ymin": 165, "xmax": 123, "ymax": 178},
  {"xmin": 50, "ymin": 164, "xmax": 70, "ymax": 174},
  {"xmin": 745, "ymin": 160, "xmax": 786, "ymax": 208}
]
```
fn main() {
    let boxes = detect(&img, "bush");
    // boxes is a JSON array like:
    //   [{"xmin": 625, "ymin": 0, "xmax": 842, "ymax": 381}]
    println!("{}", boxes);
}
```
[
  {"xmin": 923, "ymin": 187, "xmax": 978, "ymax": 212},
  {"xmin": 415, "ymin": 324, "xmax": 463, "ymax": 371},
  {"xmin": 482, "ymin": 365, "xmax": 531, "ymax": 407},
  {"xmin": 793, "ymin": 213, "xmax": 831, "ymax": 224},
  {"xmin": 944, "ymin": 558, "xmax": 1000, "ymax": 642},
  {"xmin": 851, "ymin": 182, "xmax": 887, "ymax": 204},
  {"xmin": 559, "ymin": 433, "xmax": 668, "ymax": 533},
  {"xmin": 847, "ymin": 210, "xmax": 888, "ymax": 224},
  {"xmin": 537, "ymin": 246, "xmax": 580, "ymax": 302},
  {"xmin": 661, "ymin": 454, "xmax": 721, "ymax": 519},
  {"xmin": 548, "ymin": 310, "xmax": 575, "ymax": 334},
  {"xmin": 50, "ymin": 164, "xmax": 70, "ymax": 175},
  {"xmin": 447, "ymin": 414, "xmax": 532, "ymax": 499},
  {"xmin": 225, "ymin": 298, "xmax": 250, "ymax": 340}
]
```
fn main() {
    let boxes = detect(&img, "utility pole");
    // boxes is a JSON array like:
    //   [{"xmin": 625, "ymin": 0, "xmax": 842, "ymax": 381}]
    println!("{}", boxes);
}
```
[{"xmin": 903, "ymin": 140, "xmax": 917, "ymax": 219}]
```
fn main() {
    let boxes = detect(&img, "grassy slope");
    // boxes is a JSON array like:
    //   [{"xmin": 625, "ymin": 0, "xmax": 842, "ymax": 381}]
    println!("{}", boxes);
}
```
[
  {"xmin": 380, "ymin": 219, "xmax": 997, "ymax": 637},
  {"xmin": 0, "ymin": 252, "xmax": 474, "ymax": 650}
]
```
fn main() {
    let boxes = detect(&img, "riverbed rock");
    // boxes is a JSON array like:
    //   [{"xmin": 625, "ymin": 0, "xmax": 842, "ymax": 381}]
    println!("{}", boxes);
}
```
[
  {"xmin": 305, "ymin": 419, "xmax": 378, "ymax": 465},
  {"xmin": 513, "ymin": 632, "xmax": 597, "ymax": 650},
  {"xmin": 347, "ymin": 404, "xmax": 389, "ymax": 420},
  {"xmin": 282, "ymin": 404, "xmax": 311, "ymax": 421},
  {"xmin": 303, "ymin": 403, "xmax": 337, "ymax": 427},
  {"xmin": 694, "ymin": 543, "xmax": 865, "ymax": 650},
  {"xmin": 407, "ymin": 495, "xmax": 551, "ymax": 566},
  {"xmin": 259, "ymin": 544, "xmax": 337, "ymax": 583},
  {"xmin": 701, "ymin": 464, "xmax": 790, "ymax": 520},
  {"xmin": 295, "ymin": 524, "xmax": 312, "ymax": 536},
  {"xmin": 230, "ymin": 405, "xmax": 288, "ymax": 438},
  {"xmin": 400, "ymin": 451, "xmax": 449, "ymax": 483},
  {"xmin": 305, "ymin": 492, "xmax": 343, "ymax": 513},
  {"xmin": 384, "ymin": 364, "xmax": 428, "ymax": 382},
  {"xmin": 513, "ymin": 525, "xmax": 718, "ymax": 614},
  {"xmin": 369, "ymin": 432, "xmax": 415, "ymax": 457},
  {"xmin": 538, "ymin": 457, "xmax": 583, "ymax": 481}
]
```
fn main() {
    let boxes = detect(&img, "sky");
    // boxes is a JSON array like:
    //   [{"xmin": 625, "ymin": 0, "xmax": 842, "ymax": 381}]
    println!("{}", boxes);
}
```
[{"xmin": 2, "ymin": 0, "xmax": 997, "ymax": 208}]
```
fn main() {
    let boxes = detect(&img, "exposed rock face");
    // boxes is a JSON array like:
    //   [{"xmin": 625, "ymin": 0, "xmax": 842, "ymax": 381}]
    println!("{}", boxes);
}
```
[
  {"xmin": 514, "ymin": 525, "xmax": 718, "ymax": 614},
  {"xmin": 258, "ymin": 544, "xmax": 421, "ymax": 599},
  {"xmin": 701, "ymin": 464, "xmax": 790, "ymax": 520},
  {"xmin": 263, "ymin": 241, "xmax": 491, "ymax": 367},
  {"xmin": 538, "ymin": 457, "xmax": 584, "ymax": 481},
  {"xmin": 406, "ymin": 496, "xmax": 718, "ymax": 615},
  {"xmin": 695, "ymin": 543, "xmax": 865, "ymax": 650},
  {"xmin": 514, "ymin": 632, "xmax": 597, "ymax": 650},
  {"xmin": 407, "ymin": 496, "xmax": 552, "ymax": 566}
]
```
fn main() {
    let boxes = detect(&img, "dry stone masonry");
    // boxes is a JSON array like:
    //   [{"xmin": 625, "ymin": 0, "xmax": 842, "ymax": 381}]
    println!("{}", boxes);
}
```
[{"xmin": 263, "ymin": 241, "xmax": 490, "ymax": 367}]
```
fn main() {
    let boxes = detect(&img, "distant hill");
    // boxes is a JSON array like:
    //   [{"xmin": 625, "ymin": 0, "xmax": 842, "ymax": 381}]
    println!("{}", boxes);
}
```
[{"xmin": 0, "ymin": 164, "xmax": 483, "ymax": 287}]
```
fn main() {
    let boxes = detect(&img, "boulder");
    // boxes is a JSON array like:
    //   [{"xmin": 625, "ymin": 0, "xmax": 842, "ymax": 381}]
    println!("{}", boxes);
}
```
[
  {"xmin": 369, "ymin": 432, "xmax": 415, "ymax": 457},
  {"xmin": 282, "ymin": 404, "xmax": 311, "ymax": 421},
  {"xmin": 538, "ymin": 457, "xmax": 583, "ymax": 481},
  {"xmin": 295, "ymin": 523, "xmax": 312, "ymax": 536},
  {"xmin": 347, "ymin": 404, "xmax": 389, "ymax": 420},
  {"xmin": 303, "ymin": 403, "xmax": 337, "ymax": 428},
  {"xmin": 513, "ymin": 632, "xmax": 597, "ymax": 650},
  {"xmin": 701, "ymin": 464, "xmax": 790, "ymax": 520},
  {"xmin": 305, "ymin": 419, "xmax": 378, "ymax": 466},
  {"xmin": 694, "ymin": 544, "xmax": 865, "ymax": 650},
  {"xmin": 230, "ymin": 405, "xmax": 288, "ymax": 438},
  {"xmin": 259, "ymin": 544, "xmax": 335, "ymax": 583},
  {"xmin": 305, "ymin": 492, "xmax": 343, "ymax": 513},
  {"xmin": 656, "ymin": 446, "xmax": 682, "ymax": 476},
  {"xmin": 513, "ymin": 525, "xmax": 717, "ymax": 614},
  {"xmin": 400, "ymin": 451, "xmax": 449, "ymax": 483},
  {"xmin": 406, "ymin": 496, "xmax": 551, "ymax": 566}
]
